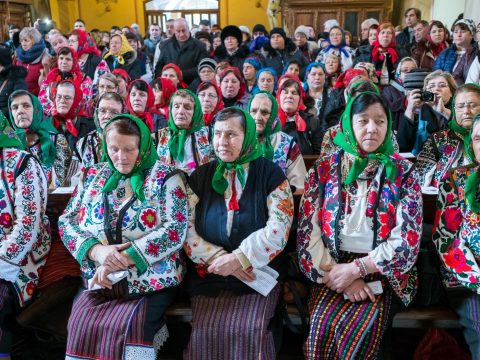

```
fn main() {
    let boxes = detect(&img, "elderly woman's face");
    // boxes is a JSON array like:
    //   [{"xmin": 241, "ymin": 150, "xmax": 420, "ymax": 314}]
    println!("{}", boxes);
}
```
[
  {"xmin": 97, "ymin": 98, "xmax": 123, "ymax": 129},
  {"xmin": 471, "ymin": 120, "xmax": 480, "ymax": 163},
  {"xmin": 161, "ymin": 68, "xmax": 179, "ymax": 87},
  {"xmin": 352, "ymin": 102, "xmax": 388, "ymax": 153},
  {"xmin": 425, "ymin": 76, "xmax": 452, "ymax": 104},
  {"xmin": 378, "ymin": 28, "xmax": 394, "ymax": 47},
  {"xmin": 20, "ymin": 35, "xmax": 34, "ymax": 51},
  {"xmin": 10, "ymin": 94, "xmax": 34, "ymax": 129},
  {"xmin": 68, "ymin": 35, "xmax": 79, "ymax": 52},
  {"xmin": 429, "ymin": 25, "xmax": 445, "ymax": 45},
  {"xmin": 325, "ymin": 57, "xmax": 340, "ymax": 74},
  {"xmin": 55, "ymin": 85, "xmax": 75, "ymax": 115},
  {"xmin": 129, "ymin": 87, "xmax": 148, "ymax": 113},
  {"xmin": 199, "ymin": 67, "xmax": 215, "ymax": 82},
  {"xmin": 329, "ymin": 28, "xmax": 343, "ymax": 46},
  {"xmin": 213, "ymin": 116, "xmax": 245, "ymax": 162},
  {"xmin": 258, "ymin": 72, "xmax": 275, "ymax": 93},
  {"xmin": 171, "ymin": 96, "xmax": 195, "ymax": 129},
  {"xmin": 98, "ymin": 78, "xmax": 117, "ymax": 96},
  {"xmin": 249, "ymin": 95, "xmax": 272, "ymax": 133},
  {"xmin": 198, "ymin": 85, "xmax": 218, "ymax": 114},
  {"xmin": 110, "ymin": 36, "xmax": 122, "ymax": 55},
  {"xmin": 221, "ymin": 72, "xmax": 241, "ymax": 99},
  {"xmin": 307, "ymin": 66, "xmax": 326, "ymax": 90},
  {"xmin": 454, "ymin": 91, "xmax": 480, "ymax": 129},
  {"xmin": 279, "ymin": 84, "xmax": 300, "ymax": 113},
  {"xmin": 105, "ymin": 130, "xmax": 139, "ymax": 175}
]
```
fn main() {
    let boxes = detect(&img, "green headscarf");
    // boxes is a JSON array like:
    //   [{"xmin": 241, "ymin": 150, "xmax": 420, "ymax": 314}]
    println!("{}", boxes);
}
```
[
  {"xmin": 8, "ymin": 90, "xmax": 58, "ymax": 166},
  {"xmin": 333, "ymin": 92, "xmax": 397, "ymax": 185},
  {"xmin": 247, "ymin": 91, "xmax": 280, "ymax": 160},
  {"xmin": 0, "ymin": 112, "xmax": 23, "ymax": 149},
  {"xmin": 167, "ymin": 89, "xmax": 204, "ymax": 162},
  {"xmin": 102, "ymin": 114, "xmax": 158, "ymax": 202},
  {"xmin": 211, "ymin": 107, "xmax": 263, "ymax": 195},
  {"xmin": 465, "ymin": 114, "xmax": 480, "ymax": 213}
]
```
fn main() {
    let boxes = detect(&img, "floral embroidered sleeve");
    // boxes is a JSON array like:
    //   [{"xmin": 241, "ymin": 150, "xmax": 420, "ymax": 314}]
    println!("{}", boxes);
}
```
[
  {"xmin": 433, "ymin": 172, "xmax": 480, "ymax": 292},
  {"xmin": 58, "ymin": 168, "xmax": 100, "ymax": 265},
  {"xmin": 80, "ymin": 77, "xmax": 94, "ymax": 117},
  {"xmin": 368, "ymin": 168, "xmax": 422, "ymax": 276},
  {"xmin": 38, "ymin": 80, "xmax": 54, "ymax": 116},
  {"xmin": 183, "ymin": 188, "xmax": 227, "ymax": 264},
  {"xmin": 52, "ymin": 134, "xmax": 72, "ymax": 188},
  {"xmin": 297, "ymin": 167, "xmax": 337, "ymax": 284},
  {"xmin": 416, "ymin": 137, "xmax": 438, "ymax": 187},
  {"xmin": 237, "ymin": 180, "xmax": 294, "ymax": 268},
  {"xmin": 0, "ymin": 156, "xmax": 48, "ymax": 282},
  {"xmin": 124, "ymin": 172, "xmax": 189, "ymax": 274}
]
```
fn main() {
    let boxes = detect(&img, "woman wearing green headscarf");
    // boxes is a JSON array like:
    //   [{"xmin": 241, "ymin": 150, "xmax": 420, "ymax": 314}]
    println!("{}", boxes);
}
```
[
  {"xmin": 184, "ymin": 107, "xmax": 294, "ymax": 359},
  {"xmin": 156, "ymin": 89, "xmax": 213, "ymax": 175},
  {"xmin": 8, "ymin": 90, "xmax": 72, "ymax": 188},
  {"xmin": 416, "ymin": 83, "xmax": 480, "ymax": 188},
  {"xmin": 0, "ymin": 113, "xmax": 51, "ymax": 357},
  {"xmin": 59, "ymin": 114, "xmax": 188, "ymax": 359},
  {"xmin": 248, "ymin": 90, "xmax": 306, "ymax": 190},
  {"xmin": 433, "ymin": 113, "xmax": 480, "ymax": 357},
  {"xmin": 298, "ymin": 92, "xmax": 422, "ymax": 359}
]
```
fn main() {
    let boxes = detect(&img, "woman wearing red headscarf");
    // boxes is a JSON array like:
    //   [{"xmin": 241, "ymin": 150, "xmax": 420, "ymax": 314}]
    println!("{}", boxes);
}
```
[
  {"xmin": 277, "ymin": 75, "xmax": 321, "ymax": 154},
  {"xmin": 68, "ymin": 29, "xmax": 110, "ymax": 89},
  {"xmin": 219, "ymin": 66, "xmax": 250, "ymax": 109},
  {"xmin": 151, "ymin": 76, "xmax": 176, "ymax": 131},
  {"xmin": 126, "ymin": 79, "xmax": 156, "ymax": 132},
  {"xmin": 411, "ymin": 21, "xmax": 449, "ymax": 72},
  {"xmin": 39, "ymin": 46, "xmax": 93, "ymax": 116},
  {"xmin": 161, "ymin": 63, "xmax": 188, "ymax": 89},
  {"xmin": 196, "ymin": 81, "xmax": 224, "ymax": 135},
  {"xmin": 354, "ymin": 22, "xmax": 409, "ymax": 86}
]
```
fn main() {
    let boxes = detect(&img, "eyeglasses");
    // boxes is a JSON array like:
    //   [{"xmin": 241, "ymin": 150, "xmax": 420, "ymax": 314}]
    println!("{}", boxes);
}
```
[
  {"xmin": 98, "ymin": 108, "xmax": 121, "ymax": 116},
  {"xmin": 198, "ymin": 93, "xmax": 218, "ymax": 100},
  {"xmin": 55, "ymin": 94, "xmax": 73, "ymax": 101},
  {"xmin": 455, "ymin": 102, "xmax": 480, "ymax": 111},
  {"xmin": 426, "ymin": 83, "xmax": 449, "ymax": 91}
]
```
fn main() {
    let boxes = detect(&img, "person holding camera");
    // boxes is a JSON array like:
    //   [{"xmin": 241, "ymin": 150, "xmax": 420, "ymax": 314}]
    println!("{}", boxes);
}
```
[
  {"xmin": 416, "ymin": 83, "xmax": 480, "ymax": 188},
  {"xmin": 397, "ymin": 70, "xmax": 456, "ymax": 153}
]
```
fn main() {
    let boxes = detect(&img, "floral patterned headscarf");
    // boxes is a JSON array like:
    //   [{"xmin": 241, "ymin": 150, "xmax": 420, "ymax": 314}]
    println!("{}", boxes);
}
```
[{"xmin": 102, "ymin": 114, "xmax": 158, "ymax": 202}]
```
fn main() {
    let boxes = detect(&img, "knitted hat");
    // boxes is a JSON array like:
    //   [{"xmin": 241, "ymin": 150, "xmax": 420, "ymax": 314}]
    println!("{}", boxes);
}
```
[
  {"xmin": 221, "ymin": 25, "xmax": 243, "ymax": 45},
  {"xmin": 454, "ymin": 19, "xmax": 476, "ymax": 34},
  {"xmin": 198, "ymin": 57, "xmax": 217, "ymax": 73},
  {"xmin": 195, "ymin": 31, "xmax": 212, "ymax": 44},
  {"xmin": 0, "ymin": 47, "xmax": 12, "ymax": 67},
  {"xmin": 269, "ymin": 27, "xmax": 287, "ymax": 42},
  {"xmin": 252, "ymin": 24, "xmax": 268, "ymax": 35},
  {"xmin": 295, "ymin": 25, "xmax": 309, "ymax": 38},
  {"xmin": 403, "ymin": 69, "xmax": 430, "ymax": 90},
  {"xmin": 239, "ymin": 25, "xmax": 250, "ymax": 35}
]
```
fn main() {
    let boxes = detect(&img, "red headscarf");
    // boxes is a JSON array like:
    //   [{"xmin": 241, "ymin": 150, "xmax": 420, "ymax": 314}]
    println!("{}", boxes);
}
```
[
  {"xmin": 218, "ymin": 66, "xmax": 246, "ymax": 102},
  {"xmin": 46, "ymin": 47, "xmax": 84, "ymax": 86},
  {"xmin": 52, "ymin": 80, "xmax": 86, "ymax": 137},
  {"xmin": 126, "ymin": 79, "xmax": 155, "ymax": 131},
  {"xmin": 371, "ymin": 23, "xmax": 399, "ymax": 68},
  {"xmin": 162, "ymin": 63, "xmax": 188, "ymax": 89},
  {"xmin": 70, "ymin": 29, "xmax": 101, "ymax": 58},
  {"xmin": 154, "ymin": 77, "xmax": 177, "ymax": 120},
  {"xmin": 276, "ymin": 75, "xmax": 307, "ymax": 131},
  {"xmin": 197, "ymin": 81, "xmax": 224, "ymax": 126},
  {"xmin": 112, "ymin": 68, "xmax": 131, "ymax": 83},
  {"xmin": 334, "ymin": 68, "xmax": 367, "ymax": 89}
]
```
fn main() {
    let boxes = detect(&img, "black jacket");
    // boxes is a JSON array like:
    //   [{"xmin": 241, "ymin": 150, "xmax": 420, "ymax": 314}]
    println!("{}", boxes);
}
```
[
  {"xmin": 214, "ymin": 45, "xmax": 250, "ymax": 72},
  {"xmin": 104, "ymin": 51, "xmax": 142, "ymax": 80},
  {"xmin": 81, "ymin": 53, "xmax": 103, "ymax": 81},
  {"xmin": 154, "ymin": 36, "xmax": 208, "ymax": 84},
  {"xmin": 261, "ymin": 38, "xmax": 306, "ymax": 77},
  {"xmin": 0, "ymin": 64, "xmax": 27, "ymax": 118}
]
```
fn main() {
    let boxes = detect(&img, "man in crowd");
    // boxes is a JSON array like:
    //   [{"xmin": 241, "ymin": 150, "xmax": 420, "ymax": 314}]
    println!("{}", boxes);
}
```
[{"xmin": 396, "ymin": 7, "xmax": 421, "ymax": 48}]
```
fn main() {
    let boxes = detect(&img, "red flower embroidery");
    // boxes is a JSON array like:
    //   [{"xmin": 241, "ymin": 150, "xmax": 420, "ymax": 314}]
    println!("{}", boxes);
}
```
[
  {"xmin": 303, "ymin": 200, "xmax": 312, "ymax": 218},
  {"xmin": 469, "ymin": 275, "xmax": 478, "ymax": 284},
  {"xmin": 446, "ymin": 193, "xmax": 455, "ymax": 204},
  {"xmin": 175, "ymin": 211, "xmax": 186, "ymax": 222},
  {"xmin": 378, "ymin": 212, "xmax": 395, "ymax": 238},
  {"xmin": 443, "ymin": 248, "xmax": 472, "ymax": 273},
  {"xmin": 67, "ymin": 240, "xmax": 76, "ymax": 252},
  {"xmin": 78, "ymin": 207, "xmax": 86, "ymax": 223},
  {"xmin": 443, "ymin": 207, "xmax": 462, "ymax": 232},
  {"xmin": 169, "ymin": 229, "xmax": 179, "ymax": 242},
  {"xmin": 147, "ymin": 242, "xmax": 160, "ymax": 256},
  {"xmin": 173, "ymin": 187, "xmax": 186, "ymax": 199},
  {"xmin": 141, "ymin": 209, "xmax": 156, "ymax": 228},
  {"xmin": 406, "ymin": 230, "xmax": 419, "ymax": 246},
  {"xmin": 0, "ymin": 213, "xmax": 13, "ymax": 227},
  {"xmin": 26, "ymin": 282, "xmax": 36, "ymax": 296}
]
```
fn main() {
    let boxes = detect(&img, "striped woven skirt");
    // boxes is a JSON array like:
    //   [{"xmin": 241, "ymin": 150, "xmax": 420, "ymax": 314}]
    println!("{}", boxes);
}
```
[
  {"xmin": 184, "ymin": 285, "xmax": 280, "ymax": 360},
  {"xmin": 0, "ymin": 280, "xmax": 14, "ymax": 354},
  {"xmin": 304, "ymin": 278, "xmax": 392, "ymax": 360},
  {"xmin": 65, "ymin": 283, "xmax": 175, "ymax": 360}
]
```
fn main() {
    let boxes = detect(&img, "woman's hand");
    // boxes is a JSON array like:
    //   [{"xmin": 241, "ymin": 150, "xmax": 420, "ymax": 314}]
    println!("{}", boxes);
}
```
[
  {"xmin": 88, "ymin": 242, "xmax": 132, "ymax": 271},
  {"xmin": 89, "ymin": 265, "xmax": 113, "ymax": 290},
  {"xmin": 405, "ymin": 90, "xmax": 422, "ymax": 122},
  {"xmin": 232, "ymin": 268, "xmax": 256, "ymax": 282},
  {"xmin": 433, "ymin": 96, "xmax": 451, "ymax": 118},
  {"xmin": 322, "ymin": 262, "xmax": 359, "ymax": 293},
  {"xmin": 343, "ymin": 279, "xmax": 376, "ymax": 302},
  {"xmin": 207, "ymin": 253, "xmax": 242, "ymax": 277}
]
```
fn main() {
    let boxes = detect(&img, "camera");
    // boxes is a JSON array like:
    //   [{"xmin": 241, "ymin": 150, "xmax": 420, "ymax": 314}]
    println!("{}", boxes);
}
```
[{"xmin": 419, "ymin": 91, "xmax": 435, "ymax": 102}]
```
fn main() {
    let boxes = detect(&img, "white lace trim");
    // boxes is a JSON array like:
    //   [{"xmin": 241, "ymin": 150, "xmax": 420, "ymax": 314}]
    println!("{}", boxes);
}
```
[
  {"xmin": 124, "ymin": 344, "xmax": 156, "ymax": 359},
  {"xmin": 153, "ymin": 323, "xmax": 169, "ymax": 351}
]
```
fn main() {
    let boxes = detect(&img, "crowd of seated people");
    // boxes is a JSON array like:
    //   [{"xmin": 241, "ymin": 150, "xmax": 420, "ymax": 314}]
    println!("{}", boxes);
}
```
[{"xmin": 0, "ymin": 8, "xmax": 480, "ymax": 359}]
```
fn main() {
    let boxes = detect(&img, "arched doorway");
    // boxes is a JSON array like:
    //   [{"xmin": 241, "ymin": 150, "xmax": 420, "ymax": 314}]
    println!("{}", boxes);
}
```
[{"xmin": 144, "ymin": 0, "xmax": 219, "ymax": 30}]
